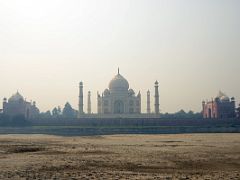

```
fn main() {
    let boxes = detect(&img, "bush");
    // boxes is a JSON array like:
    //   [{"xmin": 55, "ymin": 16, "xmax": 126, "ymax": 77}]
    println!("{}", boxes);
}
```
[{"xmin": 0, "ymin": 114, "xmax": 31, "ymax": 127}]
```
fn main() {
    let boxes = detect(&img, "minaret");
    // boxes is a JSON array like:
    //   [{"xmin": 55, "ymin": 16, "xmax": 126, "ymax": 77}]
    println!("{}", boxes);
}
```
[
  {"xmin": 2, "ymin": 98, "xmax": 7, "ymax": 114},
  {"xmin": 87, "ymin": 91, "xmax": 91, "ymax": 114},
  {"xmin": 147, "ymin": 90, "xmax": 151, "ymax": 114},
  {"xmin": 202, "ymin": 100, "xmax": 206, "ymax": 118},
  {"xmin": 78, "ymin": 82, "xmax": 84, "ymax": 117},
  {"xmin": 154, "ymin": 81, "xmax": 160, "ymax": 114},
  {"xmin": 137, "ymin": 91, "xmax": 142, "ymax": 113},
  {"xmin": 97, "ymin": 92, "xmax": 102, "ymax": 114}
]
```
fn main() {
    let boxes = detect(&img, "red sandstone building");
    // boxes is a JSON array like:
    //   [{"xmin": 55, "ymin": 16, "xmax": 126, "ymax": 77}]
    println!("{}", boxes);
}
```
[
  {"xmin": 202, "ymin": 91, "xmax": 236, "ymax": 119},
  {"xmin": 237, "ymin": 104, "xmax": 240, "ymax": 118}
]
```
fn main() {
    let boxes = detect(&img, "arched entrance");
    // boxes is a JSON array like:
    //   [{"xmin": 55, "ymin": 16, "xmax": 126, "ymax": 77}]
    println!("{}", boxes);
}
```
[
  {"xmin": 208, "ymin": 108, "xmax": 212, "ymax": 118},
  {"xmin": 114, "ymin": 100, "xmax": 124, "ymax": 114}
]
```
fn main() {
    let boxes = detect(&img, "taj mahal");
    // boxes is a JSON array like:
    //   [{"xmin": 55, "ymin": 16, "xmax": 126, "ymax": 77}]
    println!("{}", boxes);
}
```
[
  {"xmin": 1, "ymin": 68, "xmax": 238, "ymax": 120},
  {"xmin": 78, "ymin": 69, "xmax": 160, "ymax": 118}
]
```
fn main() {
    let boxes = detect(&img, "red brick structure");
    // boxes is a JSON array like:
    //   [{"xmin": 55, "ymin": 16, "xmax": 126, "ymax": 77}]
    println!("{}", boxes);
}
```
[
  {"xmin": 202, "ymin": 91, "xmax": 236, "ymax": 119},
  {"xmin": 237, "ymin": 104, "xmax": 240, "ymax": 119}
]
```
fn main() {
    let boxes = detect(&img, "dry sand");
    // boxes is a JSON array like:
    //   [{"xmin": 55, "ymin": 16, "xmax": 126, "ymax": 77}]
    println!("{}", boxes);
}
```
[{"xmin": 0, "ymin": 133, "xmax": 239, "ymax": 179}]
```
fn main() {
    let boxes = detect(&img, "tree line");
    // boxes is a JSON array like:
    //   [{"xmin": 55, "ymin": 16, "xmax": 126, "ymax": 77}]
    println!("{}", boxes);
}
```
[{"xmin": 40, "ymin": 102, "xmax": 78, "ymax": 119}]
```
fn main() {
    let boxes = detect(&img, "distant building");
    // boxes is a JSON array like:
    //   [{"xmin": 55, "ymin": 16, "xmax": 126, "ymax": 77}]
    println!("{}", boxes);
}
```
[
  {"xmin": 237, "ymin": 104, "xmax": 240, "ymax": 119},
  {"xmin": 78, "ymin": 69, "xmax": 160, "ymax": 118},
  {"xmin": 97, "ymin": 69, "xmax": 141, "ymax": 115},
  {"xmin": 202, "ymin": 91, "xmax": 236, "ymax": 119},
  {"xmin": 2, "ymin": 92, "xmax": 39, "ymax": 119}
]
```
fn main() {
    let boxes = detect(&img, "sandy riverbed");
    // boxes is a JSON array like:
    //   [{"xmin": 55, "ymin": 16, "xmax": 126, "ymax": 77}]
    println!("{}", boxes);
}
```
[{"xmin": 0, "ymin": 133, "xmax": 239, "ymax": 179}]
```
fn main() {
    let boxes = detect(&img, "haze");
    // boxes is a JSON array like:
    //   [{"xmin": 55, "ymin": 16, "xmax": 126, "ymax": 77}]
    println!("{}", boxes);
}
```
[{"xmin": 0, "ymin": 0, "xmax": 239, "ymax": 113}]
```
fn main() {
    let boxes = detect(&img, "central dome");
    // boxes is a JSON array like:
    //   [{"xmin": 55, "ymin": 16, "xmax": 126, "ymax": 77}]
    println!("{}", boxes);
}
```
[
  {"xmin": 8, "ymin": 92, "xmax": 24, "ymax": 102},
  {"xmin": 109, "ymin": 70, "xmax": 129, "ymax": 91}
]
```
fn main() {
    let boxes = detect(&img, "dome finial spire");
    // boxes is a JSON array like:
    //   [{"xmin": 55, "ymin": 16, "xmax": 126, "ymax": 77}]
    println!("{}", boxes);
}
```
[{"xmin": 118, "ymin": 67, "xmax": 120, "ymax": 75}]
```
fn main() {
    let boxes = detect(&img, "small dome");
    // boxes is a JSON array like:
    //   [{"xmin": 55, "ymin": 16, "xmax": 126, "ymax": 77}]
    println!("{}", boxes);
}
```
[
  {"xmin": 220, "ymin": 96, "xmax": 230, "ymax": 101},
  {"xmin": 8, "ymin": 92, "xmax": 24, "ymax": 102},
  {"xmin": 109, "ymin": 71, "xmax": 129, "ymax": 91},
  {"xmin": 217, "ymin": 91, "xmax": 230, "ymax": 102},
  {"xmin": 128, "ymin": 89, "xmax": 135, "ymax": 96},
  {"xmin": 104, "ymin": 89, "xmax": 110, "ymax": 96}
]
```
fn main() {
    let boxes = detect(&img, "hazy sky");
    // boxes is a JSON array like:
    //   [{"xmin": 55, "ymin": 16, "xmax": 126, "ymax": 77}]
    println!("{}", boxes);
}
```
[{"xmin": 0, "ymin": 0, "xmax": 239, "ymax": 113}]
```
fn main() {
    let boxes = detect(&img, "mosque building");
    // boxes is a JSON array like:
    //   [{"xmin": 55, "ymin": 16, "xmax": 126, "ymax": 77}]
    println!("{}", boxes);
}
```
[
  {"xmin": 2, "ymin": 92, "xmax": 39, "ymax": 119},
  {"xmin": 202, "ymin": 91, "xmax": 236, "ymax": 119},
  {"xmin": 78, "ymin": 69, "xmax": 160, "ymax": 118}
]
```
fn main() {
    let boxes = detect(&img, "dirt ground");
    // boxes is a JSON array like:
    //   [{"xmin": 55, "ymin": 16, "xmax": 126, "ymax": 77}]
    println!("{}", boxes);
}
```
[{"xmin": 0, "ymin": 134, "xmax": 239, "ymax": 180}]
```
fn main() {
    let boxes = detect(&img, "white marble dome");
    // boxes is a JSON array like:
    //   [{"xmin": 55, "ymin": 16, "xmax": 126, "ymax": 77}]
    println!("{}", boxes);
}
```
[
  {"xmin": 109, "ymin": 73, "xmax": 129, "ymax": 91},
  {"xmin": 104, "ymin": 89, "xmax": 110, "ymax": 96},
  {"xmin": 96, "ymin": 69, "xmax": 143, "ymax": 115},
  {"xmin": 8, "ymin": 92, "xmax": 24, "ymax": 102}
]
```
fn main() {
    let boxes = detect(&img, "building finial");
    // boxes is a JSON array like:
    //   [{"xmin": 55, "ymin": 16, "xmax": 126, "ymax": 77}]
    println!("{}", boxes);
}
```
[{"xmin": 118, "ymin": 67, "xmax": 120, "ymax": 74}]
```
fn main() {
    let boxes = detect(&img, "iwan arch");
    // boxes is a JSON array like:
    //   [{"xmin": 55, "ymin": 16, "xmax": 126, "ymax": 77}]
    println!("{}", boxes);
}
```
[{"xmin": 78, "ymin": 69, "xmax": 160, "ymax": 118}]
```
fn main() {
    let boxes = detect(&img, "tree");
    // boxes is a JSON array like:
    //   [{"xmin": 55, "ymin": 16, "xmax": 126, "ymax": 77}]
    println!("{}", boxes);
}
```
[
  {"xmin": 45, "ymin": 110, "xmax": 52, "ymax": 118},
  {"xmin": 39, "ymin": 111, "xmax": 52, "ymax": 119},
  {"xmin": 52, "ymin": 107, "xmax": 62, "ymax": 118},
  {"xmin": 175, "ymin": 109, "xmax": 187, "ymax": 118},
  {"xmin": 161, "ymin": 110, "xmax": 202, "ymax": 119},
  {"xmin": 57, "ymin": 106, "xmax": 62, "ymax": 115},
  {"xmin": 188, "ymin": 110, "xmax": 194, "ymax": 116}
]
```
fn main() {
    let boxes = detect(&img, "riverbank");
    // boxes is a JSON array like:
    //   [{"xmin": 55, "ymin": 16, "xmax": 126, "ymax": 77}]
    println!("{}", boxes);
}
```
[{"xmin": 0, "ymin": 134, "xmax": 239, "ymax": 179}]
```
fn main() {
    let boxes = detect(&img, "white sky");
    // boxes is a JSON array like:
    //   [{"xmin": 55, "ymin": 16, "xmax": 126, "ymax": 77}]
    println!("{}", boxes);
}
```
[{"xmin": 0, "ymin": 0, "xmax": 239, "ymax": 113}]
